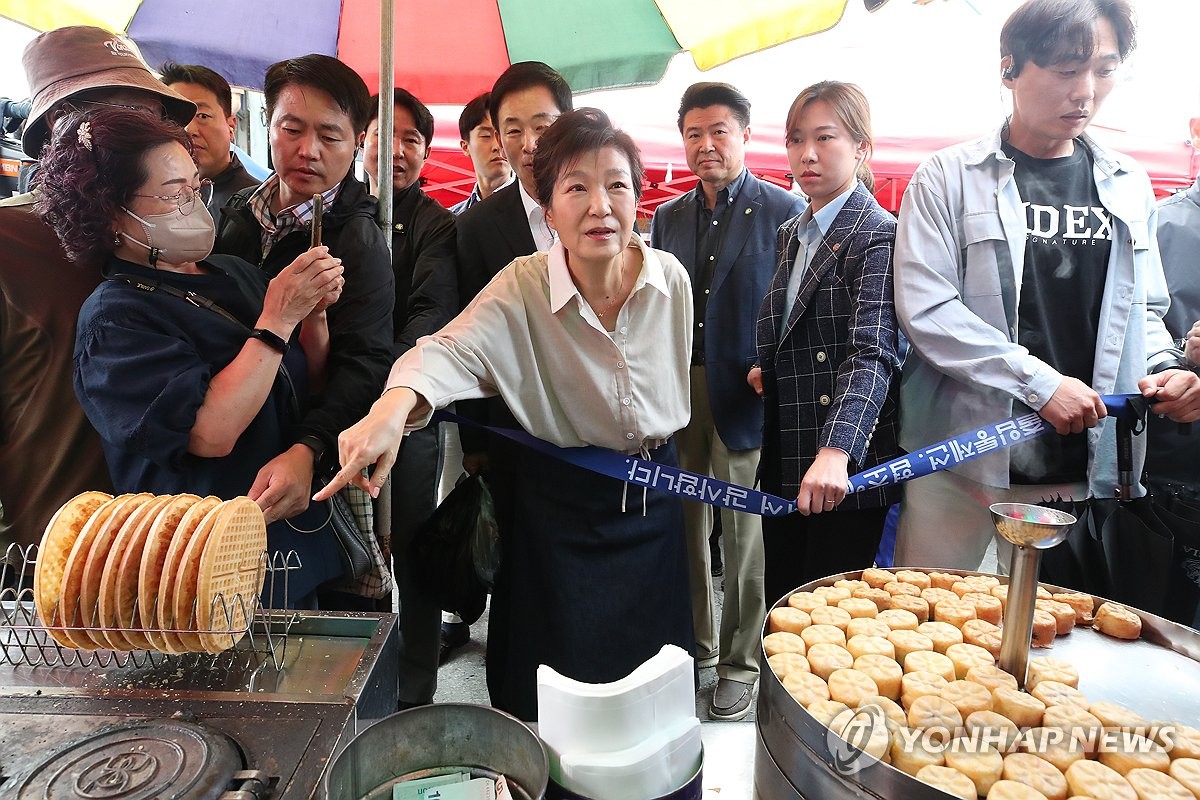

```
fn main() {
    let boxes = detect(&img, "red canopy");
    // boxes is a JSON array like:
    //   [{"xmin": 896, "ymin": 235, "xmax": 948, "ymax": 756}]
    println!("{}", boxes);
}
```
[{"xmin": 419, "ymin": 108, "xmax": 1199, "ymax": 219}]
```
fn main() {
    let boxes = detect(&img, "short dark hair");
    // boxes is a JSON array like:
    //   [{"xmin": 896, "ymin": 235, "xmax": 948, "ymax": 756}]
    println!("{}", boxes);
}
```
[
  {"xmin": 1001, "ymin": 0, "xmax": 1136, "ymax": 77},
  {"xmin": 264, "ymin": 54, "xmax": 372, "ymax": 134},
  {"xmin": 488, "ymin": 61, "xmax": 573, "ymax": 132},
  {"xmin": 159, "ymin": 61, "xmax": 234, "ymax": 117},
  {"xmin": 459, "ymin": 92, "xmax": 491, "ymax": 142},
  {"xmin": 34, "ymin": 107, "xmax": 192, "ymax": 264},
  {"xmin": 677, "ymin": 82, "xmax": 751, "ymax": 132},
  {"xmin": 368, "ymin": 88, "xmax": 434, "ymax": 148},
  {"xmin": 532, "ymin": 107, "xmax": 644, "ymax": 207}
]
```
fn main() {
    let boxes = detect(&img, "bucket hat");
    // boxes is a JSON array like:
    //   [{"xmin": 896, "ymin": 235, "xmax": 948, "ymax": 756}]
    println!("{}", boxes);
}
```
[{"xmin": 21, "ymin": 26, "xmax": 195, "ymax": 156}]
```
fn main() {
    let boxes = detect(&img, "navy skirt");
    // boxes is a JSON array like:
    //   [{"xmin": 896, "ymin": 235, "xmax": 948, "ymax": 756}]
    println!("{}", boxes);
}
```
[{"xmin": 484, "ymin": 438, "xmax": 694, "ymax": 720}]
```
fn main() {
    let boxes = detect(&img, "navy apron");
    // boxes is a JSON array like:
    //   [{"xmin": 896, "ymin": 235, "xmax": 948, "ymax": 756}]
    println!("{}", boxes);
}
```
[{"xmin": 485, "ymin": 437, "xmax": 694, "ymax": 721}]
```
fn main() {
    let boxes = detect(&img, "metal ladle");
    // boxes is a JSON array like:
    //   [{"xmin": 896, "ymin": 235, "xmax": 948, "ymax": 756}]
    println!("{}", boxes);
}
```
[{"xmin": 990, "ymin": 502, "xmax": 1077, "ymax": 688}]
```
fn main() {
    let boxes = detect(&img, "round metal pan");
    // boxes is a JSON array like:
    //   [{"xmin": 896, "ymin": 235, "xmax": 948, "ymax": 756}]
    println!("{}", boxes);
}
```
[
  {"xmin": 754, "ymin": 568, "xmax": 1200, "ymax": 800},
  {"xmin": 324, "ymin": 703, "xmax": 549, "ymax": 800}
]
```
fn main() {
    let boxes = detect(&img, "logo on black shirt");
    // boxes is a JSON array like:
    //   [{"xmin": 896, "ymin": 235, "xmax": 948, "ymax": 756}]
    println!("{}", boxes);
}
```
[{"xmin": 1022, "ymin": 203, "xmax": 1112, "ymax": 245}]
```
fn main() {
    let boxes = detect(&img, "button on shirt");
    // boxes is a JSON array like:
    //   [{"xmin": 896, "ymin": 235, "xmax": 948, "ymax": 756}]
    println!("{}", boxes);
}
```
[
  {"xmin": 387, "ymin": 237, "xmax": 693, "ymax": 453},
  {"xmin": 519, "ymin": 180, "xmax": 557, "ymax": 252},
  {"xmin": 691, "ymin": 167, "xmax": 748, "ymax": 364},
  {"xmin": 780, "ymin": 184, "xmax": 856, "ymax": 340}
]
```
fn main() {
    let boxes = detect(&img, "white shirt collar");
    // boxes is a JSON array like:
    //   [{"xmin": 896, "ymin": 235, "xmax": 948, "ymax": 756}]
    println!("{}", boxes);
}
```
[
  {"xmin": 517, "ymin": 178, "xmax": 540, "ymax": 216},
  {"xmin": 548, "ymin": 236, "xmax": 671, "ymax": 315},
  {"xmin": 518, "ymin": 180, "xmax": 556, "ymax": 251}
]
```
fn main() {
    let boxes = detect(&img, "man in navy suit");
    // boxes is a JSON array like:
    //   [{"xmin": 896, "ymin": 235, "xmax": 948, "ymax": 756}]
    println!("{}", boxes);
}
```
[{"xmin": 651, "ymin": 82, "xmax": 806, "ymax": 720}]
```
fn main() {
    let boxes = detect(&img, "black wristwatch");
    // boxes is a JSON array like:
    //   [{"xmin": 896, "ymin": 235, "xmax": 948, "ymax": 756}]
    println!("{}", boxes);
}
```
[
  {"xmin": 249, "ymin": 327, "xmax": 289, "ymax": 354},
  {"xmin": 296, "ymin": 434, "xmax": 327, "ymax": 465}
]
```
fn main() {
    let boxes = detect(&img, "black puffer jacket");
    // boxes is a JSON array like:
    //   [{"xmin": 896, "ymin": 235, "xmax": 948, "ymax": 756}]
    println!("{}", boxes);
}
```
[{"xmin": 214, "ymin": 172, "xmax": 395, "ymax": 461}]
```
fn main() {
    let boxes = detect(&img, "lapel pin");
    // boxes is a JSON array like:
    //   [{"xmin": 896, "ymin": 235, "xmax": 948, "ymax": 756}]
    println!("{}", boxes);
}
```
[
  {"xmin": 744, "ymin": 208, "xmax": 752, "ymax": 214},
  {"xmin": 832, "ymin": 243, "xmax": 840, "ymax": 251}
]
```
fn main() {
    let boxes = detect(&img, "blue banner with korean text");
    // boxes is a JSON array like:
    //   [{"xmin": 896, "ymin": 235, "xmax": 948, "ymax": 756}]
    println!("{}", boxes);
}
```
[
  {"xmin": 433, "ymin": 410, "xmax": 799, "ymax": 516},
  {"xmin": 434, "ymin": 394, "xmax": 1142, "ymax": 517},
  {"xmin": 846, "ymin": 393, "xmax": 1144, "ymax": 494},
  {"xmin": 847, "ymin": 410, "xmax": 1049, "ymax": 493}
]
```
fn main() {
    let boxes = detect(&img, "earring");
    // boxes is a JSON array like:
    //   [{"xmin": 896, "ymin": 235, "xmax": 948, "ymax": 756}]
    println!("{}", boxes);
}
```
[{"xmin": 113, "ymin": 232, "xmax": 121, "ymax": 246}]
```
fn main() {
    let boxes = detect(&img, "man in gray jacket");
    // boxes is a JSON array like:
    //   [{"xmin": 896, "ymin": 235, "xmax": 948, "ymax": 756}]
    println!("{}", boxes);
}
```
[
  {"xmin": 893, "ymin": 0, "xmax": 1200, "ymax": 571},
  {"xmin": 1144, "ymin": 123, "xmax": 1200, "ymax": 499}
]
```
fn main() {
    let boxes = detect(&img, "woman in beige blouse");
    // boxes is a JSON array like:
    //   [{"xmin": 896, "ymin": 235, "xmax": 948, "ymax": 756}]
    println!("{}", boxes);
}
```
[{"xmin": 319, "ymin": 108, "xmax": 695, "ymax": 720}]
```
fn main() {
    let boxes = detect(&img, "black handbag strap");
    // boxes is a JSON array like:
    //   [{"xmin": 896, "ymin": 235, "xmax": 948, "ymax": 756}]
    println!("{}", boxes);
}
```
[
  {"xmin": 108, "ymin": 272, "xmax": 303, "ymax": 418},
  {"xmin": 109, "ymin": 272, "xmax": 246, "ymax": 328}
]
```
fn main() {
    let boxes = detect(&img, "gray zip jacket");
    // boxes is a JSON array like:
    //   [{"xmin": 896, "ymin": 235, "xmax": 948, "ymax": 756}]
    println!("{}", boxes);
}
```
[{"xmin": 894, "ymin": 125, "xmax": 1174, "ymax": 496}]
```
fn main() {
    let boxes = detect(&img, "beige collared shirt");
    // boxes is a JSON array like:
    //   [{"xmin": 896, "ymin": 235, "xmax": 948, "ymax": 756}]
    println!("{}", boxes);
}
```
[{"xmin": 387, "ymin": 236, "xmax": 693, "ymax": 453}]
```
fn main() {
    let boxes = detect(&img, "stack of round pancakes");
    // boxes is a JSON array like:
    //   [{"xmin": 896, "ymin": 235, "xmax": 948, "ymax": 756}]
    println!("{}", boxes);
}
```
[{"xmin": 33, "ymin": 492, "xmax": 267, "ymax": 654}]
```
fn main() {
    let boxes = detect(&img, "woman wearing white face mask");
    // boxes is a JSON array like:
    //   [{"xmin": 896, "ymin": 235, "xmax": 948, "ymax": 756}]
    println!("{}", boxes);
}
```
[{"xmin": 36, "ymin": 107, "xmax": 347, "ymax": 606}]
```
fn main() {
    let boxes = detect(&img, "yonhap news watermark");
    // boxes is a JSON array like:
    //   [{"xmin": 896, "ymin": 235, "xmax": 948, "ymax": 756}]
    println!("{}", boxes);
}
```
[{"xmin": 827, "ymin": 703, "xmax": 1186, "ymax": 777}]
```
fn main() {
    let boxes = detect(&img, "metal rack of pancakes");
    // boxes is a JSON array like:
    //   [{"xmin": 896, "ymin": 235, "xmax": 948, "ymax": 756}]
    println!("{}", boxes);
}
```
[
  {"xmin": 756, "ymin": 567, "xmax": 1200, "ymax": 800},
  {"xmin": 33, "ymin": 492, "xmax": 267, "ymax": 655}
]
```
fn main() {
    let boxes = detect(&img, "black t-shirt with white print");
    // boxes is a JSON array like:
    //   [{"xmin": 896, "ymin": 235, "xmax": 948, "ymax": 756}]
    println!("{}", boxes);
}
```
[{"xmin": 1003, "ymin": 139, "xmax": 1111, "ymax": 485}]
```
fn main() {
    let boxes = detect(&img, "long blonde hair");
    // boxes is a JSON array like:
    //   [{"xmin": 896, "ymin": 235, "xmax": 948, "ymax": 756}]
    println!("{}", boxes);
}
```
[{"xmin": 785, "ymin": 81, "xmax": 875, "ymax": 192}]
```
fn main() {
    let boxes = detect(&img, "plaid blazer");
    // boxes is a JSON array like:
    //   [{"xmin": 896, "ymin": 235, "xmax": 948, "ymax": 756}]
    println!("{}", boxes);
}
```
[{"xmin": 756, "ymin": 182, "xmax": 903, "ymax": 510}]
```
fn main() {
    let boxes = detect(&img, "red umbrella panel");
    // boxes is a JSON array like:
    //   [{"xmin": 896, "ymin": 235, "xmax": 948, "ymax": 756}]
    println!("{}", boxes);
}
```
[{"xmin": 4, "ymin": 0, "xmax": 854, "ymax": 101}]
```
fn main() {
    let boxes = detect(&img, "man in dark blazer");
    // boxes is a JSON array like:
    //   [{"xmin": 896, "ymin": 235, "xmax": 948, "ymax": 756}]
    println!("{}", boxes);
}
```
[
  {"xmin": 650, "ymin": 82, "xmax": 806, "ymax": 721},
  {"xmin": 455, "ymin": 62, "xmax": 573, "ymax": 308},
  {"xmin": 362, "ymin": 87, "xmax": 459, "ymax": 708},
  {"xmin": 454, "ymin": 62, "xmax": 572, "ymax": 458},
  {"xmin": 451, "ymin": 64, "xmax": 573, "ymax": 691}
]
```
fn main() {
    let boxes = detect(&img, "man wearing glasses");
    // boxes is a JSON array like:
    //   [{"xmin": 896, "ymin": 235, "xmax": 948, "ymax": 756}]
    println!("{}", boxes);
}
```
[{"xmin": 0, "ymin": 26, "xmax": 194, "ymax": 560}]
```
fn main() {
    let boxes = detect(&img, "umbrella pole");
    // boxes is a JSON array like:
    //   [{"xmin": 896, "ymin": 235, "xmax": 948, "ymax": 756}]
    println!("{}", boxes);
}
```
[
  {"xmin": 377, "ymin": 0, "xmax": 395, "ymax": 233},
  {"xmin": 375, "ymin": 0, "xmax": 396, "ymax": 614}
]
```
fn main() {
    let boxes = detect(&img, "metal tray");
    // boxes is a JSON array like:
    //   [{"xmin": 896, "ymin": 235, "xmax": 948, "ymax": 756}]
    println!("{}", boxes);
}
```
[{"xmin": 755, "ymin": 568, "xmax": 1200, "ymax": 800}]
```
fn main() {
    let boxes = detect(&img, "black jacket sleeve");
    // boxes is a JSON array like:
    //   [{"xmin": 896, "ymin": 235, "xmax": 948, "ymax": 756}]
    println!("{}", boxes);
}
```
[
  {"xmin": 455, "ymin": 204, "xmax": 491, "ymax": 310},
  {"xmin": 302, "ymin": 216, "xmax": 396, "ymax": 454},
  {"xmin": 396, "ymin": 200, "xmax": 459, "ymax": 356}
]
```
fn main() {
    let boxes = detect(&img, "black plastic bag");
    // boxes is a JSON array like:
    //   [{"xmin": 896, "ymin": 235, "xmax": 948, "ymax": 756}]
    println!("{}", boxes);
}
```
[
  {"xmin": 1037, "ymin": 496, "xmax": 1108, "ymax": 596},
  {"xmin": 411, "ymin": 473, "xmax": 499, "ymax": 624},
  {"xmin": 1039, "ymin": 494, "xmax": 1200, "ymax": 626},
  {"xmin": 1152, "ymin": 493, "xmax": 1200, "ymax": 625}
]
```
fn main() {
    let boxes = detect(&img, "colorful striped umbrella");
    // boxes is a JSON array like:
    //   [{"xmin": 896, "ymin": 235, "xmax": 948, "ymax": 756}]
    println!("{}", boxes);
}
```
[{"xmin": 1, "ymin": 0, "xmax": 852, "ymax": 99}]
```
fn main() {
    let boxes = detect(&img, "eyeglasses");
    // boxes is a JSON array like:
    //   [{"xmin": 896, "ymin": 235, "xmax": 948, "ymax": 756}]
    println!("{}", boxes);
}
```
[
  {"xmin": 71, "ymin": 98, "xmax": 170, "ymax": 121},
  {"xmin": 132, "ymin": 179, "xmax": 214, "ymax": 214}
]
